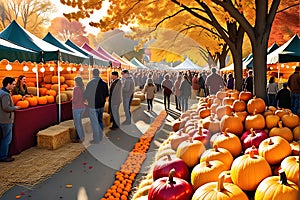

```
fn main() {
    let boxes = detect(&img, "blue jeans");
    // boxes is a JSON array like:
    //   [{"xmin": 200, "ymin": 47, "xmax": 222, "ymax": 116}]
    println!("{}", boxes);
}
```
[
  {"xmin": 88, "ymin": 107, "xmax": 104, "ymax": 142},
  {"xmin": 0, "ymin": 123, "xmax": 13, "ymax": 159},
  {"xmin": 72, "ymin": 108, "xmax": 85, "ymax": 141},
  {"xmin": 268, "ymin": 94, "xmax": 277, "ymax": 107},
  {"xmin": 291, "ymin": 93, "xmax": 300, "ymax": 115},
  {"xmin": 110, "ymin": 104, "xmax": 120, "ymax": 127},
  {"xmin": 123, "ymin": 96, "xmax": 132, "ymax": 122},
  {"xmin": 181, "ymin": 96, "xmax": 189, "ymax": 112}
]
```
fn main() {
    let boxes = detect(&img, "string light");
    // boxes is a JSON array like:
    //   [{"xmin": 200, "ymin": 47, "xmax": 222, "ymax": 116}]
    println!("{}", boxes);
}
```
[
  {"xmin": 67, "ymin": 67, "xmax": 71, "ymax": 71},
  {"xmin": 72, "ymin": 67, "xmax": 77, "ymax": 72},
  {"xmin": 32, "ymin": 67, "xmax": 37, "ymax": 73},
  {"xmin": 40, "ymin": 67, "xmax": 45, "ymax": 73},
  {"xmin": 50, "ymin": 66, "xmax": 54, "ymax": 71},
  {"xmin": 23, "ymin": 66, "xmax": 29, "ymax": 71},
  {"xmin": 58, "ymin": 66, "xmax": 63, "ymax": 72},
  {"xmin": 6, "ymin": 64, "xmax": 12, "ymax": 70},
  {"xmin": 79, "ymin": 67, "xmax": 84, "ymax": 71}
]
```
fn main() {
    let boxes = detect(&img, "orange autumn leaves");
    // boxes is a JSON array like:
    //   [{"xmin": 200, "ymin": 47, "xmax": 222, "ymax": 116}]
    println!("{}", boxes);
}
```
[{"xmin": 101, "ymin": 110, "xmax": 167, "ymax": 200}]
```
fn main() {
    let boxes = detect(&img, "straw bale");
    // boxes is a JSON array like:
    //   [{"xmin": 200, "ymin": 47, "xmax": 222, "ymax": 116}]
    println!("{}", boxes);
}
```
[
  {"xmin": 61, "ymin": 91, "xmax": 73, "ymax": 100},
  {"xmin": 55, "ymin": 93, "xmax": 68, "ymax": 103},
  {"xmin": 59, "ymin": 120, "xmax": 77, "ymax": 141},
  {"xmin": 37, "ymin": 125, "xmax": 71, "ymax": 150},
  {"xmin": 134, "ymin": 92, "xmax": 145, "ymax": 101},
  {"xmin": 131, "ymin": 98, "xmax": 141, "ymax": 106},
  {"xmin": 27, "ymin": 87, "xmax": 37, "ymax": 96}
]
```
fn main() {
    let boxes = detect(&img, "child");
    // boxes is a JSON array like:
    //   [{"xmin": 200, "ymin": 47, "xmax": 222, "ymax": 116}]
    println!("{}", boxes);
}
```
[
  {"xmin": 143, "ymin": 78, "xmax": 156, "ymax": 112},
  {"xmin": 276, "ymin": 82, "xmax": 291, "ymax": 109}
]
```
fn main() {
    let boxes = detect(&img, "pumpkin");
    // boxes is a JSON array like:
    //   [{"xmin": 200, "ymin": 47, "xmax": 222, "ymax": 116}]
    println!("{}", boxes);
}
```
[
  {"xmin": 216, "ymin": 105, "xmax": 233, "ymax": 119},
  {"xmin": 232, "ymin": 99, "xmax": 246, "ymax": 112},
  {"xmin": 202, "ymin": 115, "xmax": 220, "ymax": 134},
  {"xmin": 51, "ymin": 76, "xmax": 65, "ymax": 84},
  {"xmin": 247, "ymin": 97, "xmax": 266, "ymax": 114},
  {"xmin": 244, "ymin": 109, "xmax": 265, "ymax": 130},
  {"xmin": 269, "ymin": 121, "xmax": 293, "ymax": 142},
  {"xmin": 24, "ymin": 96, "xmax": 38, "ymax": 107},
  {"xmin": 148, "ymin": 169, "xmax": 193, "ymax": 200},
  {"xmin": 172, "ymin": 119, "xmax": 181, "ymax": 132},
  {"xmin": 228, "ymin": 90, "xmax": 239, "ymax": 100},
  {"xmin": 290, "ymin": 141, "xmax": 299, "ymax": 156},
  {"xmin": 239, "ymin": 90, "xmax": 252, "ymax": 101},
  {"xmin": 11, "ymin": 94, "xmax": 22, "ymax": 105},
  {"xmin": 200, "ymin": 145, "xmax": 233, "ymax": 170},
  {"xmin": 231, "ymin": 150, "xmax": 272, "ymax": 191},
  {"xmin": 16, "ymin": 100, "xmax": 29, "ymax": 109},
  {"xmin": 39, "ymin": 88, "xmax": 48, "ymax": 96},
  {"xmin": 282, "ymin": 112, "xmax": 299, "ymax": 129},
  {"xmin": 244, "ymin": 145, "xmax": 259, "ymax": 155},
  {"xmin": 254, "ymin": 170, "xmax": 298, "ymax": 200},
  {"xmin": 265, "ymin": 114, "xmax": 280, "ymax": 129},
  {"xmin": 280, "ymin": 156, "xmax": 299, "ymax": 185},
  {"xmin": 218, "ymin": 170, "xmax": 233, "ymax": 183},
  {"xmin": 216, "ymin": 90, "xmax": 228, "ymax": 100},
  {"xmin": 170, "ymin": 131, "xmax": 189, "ymax": 150},
  {"xmin": 275, "ymin": 108, "xmax": 290, "ymax": 118},
  {"xmin": 191, "ymin": 174, "xmax": 248, "ymax": 200},
  {"xmin": 210, "ymin": 103, "xmax": 219, "ymax": 114},
  {"xmin": 220, "ymin": 114, "xmax": 244, "ymax": 135},
  {"xmin": 191, "ymin": 160, "xmax": 227, "ymax": 190},
  {"xmin": 222, "ymin": 96, "xmax": 235, "ymax": 106},
  {"xmin": 192, "ymin": 127, "xmax": 211, "ymax": 146},
  {"xmin": 152, "ymin": 155, "xmax": 189, "ymax": 181},
  {"xmin": 199, "ymin": 108, "xmax": 211, "ymax": 119},
  {"xmin": 233, "ymin": 111, "xmax": 248, "ymax": 122},
  {"xmin": 26, "ymin": 82, "xmax": 35, "ymax": 87},
  {"xmin": 37, "ymin": 96, "xmax": 48, "ymax": 105},
  {"xmin": 45, "ymin": 95, "xmax": 55, "ymax": 103},
  {"xmin": 27, "ymin": 87, "xmax": 37, "ymax": 96},
  {"xmin": 258, "ymin": 136, "xmax": 292, "ymax": 165},
  {"xmin": 240, "ymin": 128, "xmax": 268, "ymax": 150},
  {"xmin": 47, "ymin": 89, "xmax": 57, "ymax": 97},
  {"xmin": 44, "ymin": 84, "xmax": 52, "ymax": 90},
  {"xmin": 293, "ymin": 126, "xmax": 300, "ymax": 141},
  {"xmin": 176, "ymin": 138, "xmax": 206, "ymax": 168},
  {"xmin": 212, "ymin": 129, "xmax": 242, "ymax": 157}
]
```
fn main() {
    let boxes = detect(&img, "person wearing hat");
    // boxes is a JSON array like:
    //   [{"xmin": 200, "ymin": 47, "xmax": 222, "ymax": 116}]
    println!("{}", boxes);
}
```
[
  {"xmin": 287, "ymin": 66, "xmax": 300, "ymax": 115},
  {"xmin": 109, "ymin": 71, "xmax": 122, "ymax": 129},
  {"xmin": 142, "ymin": 78, "xmax": 156, "ymax": 112},
  {"xmin": 121, "ymin": 70, "xmax": 135, "ymax": 125},
  {"xmin": 84, "ymin": 68, "xmax": 109, "ymax": 143},
  {"xmin": 276, "ymin": 82, "xmax": 291, "ymax": 109}
]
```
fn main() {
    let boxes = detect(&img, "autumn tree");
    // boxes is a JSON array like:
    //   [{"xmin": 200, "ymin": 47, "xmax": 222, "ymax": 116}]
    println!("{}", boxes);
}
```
[
  {"xmin": 0, "ymin": 0, "xmax": 56, "ymax": 37},
  {"xmin": 48, "ymin": 17, "xmax": 89, "ymax": 46}
]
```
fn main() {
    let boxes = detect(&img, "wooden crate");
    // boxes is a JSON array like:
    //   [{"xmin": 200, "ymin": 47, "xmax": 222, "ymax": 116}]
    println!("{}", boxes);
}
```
[{"xmin": 37, "ymin": 125, "xmax": 70, "ymax": 150}]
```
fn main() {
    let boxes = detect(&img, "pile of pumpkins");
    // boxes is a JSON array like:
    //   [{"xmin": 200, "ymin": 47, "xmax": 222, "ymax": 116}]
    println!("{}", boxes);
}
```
[
  {"xmin": 132, "ymin": 89, "xmax": 299, "ymax": 200},
  {"xmin": 11, "ymin": 91, "xmax": 56, "ymax": 109}
]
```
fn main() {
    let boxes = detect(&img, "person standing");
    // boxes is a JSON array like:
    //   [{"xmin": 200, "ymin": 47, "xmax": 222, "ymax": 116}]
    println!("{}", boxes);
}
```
[
  {"xmin": 109, "ymin": 71, "xmax": 122, "ymax": 129},
  {"xmin": 198, "ymin": 72, "xmax": 206, "ymax": 97},
  {"xmin": 0, "ymin": 77, "xmax": 20, "ymax": 162},
  {"xmin": 72, "ymin": 76, "xmax": 85, "ymax": 142},
  {"xmin": 243, "ymin": 70, "xmax": 254, "ymax": 94},
  {"xmin": 121, "ymin": 70, "xmax": 135, "ymax": 125},
  {"xmin": 173, "ymin": 75, "xmax": 182, "ymax": 110},
  {"xmin": 191, "ymin": 73, "xmax": 199, "ymax": 99},
  {"xmin": 143, "ymin": 78, "xmax": 156, "ymax": 112},
  {"xmin": 205, "ymin": 67, "xmax": 225, "ymax": 95},
  {"xmin": 84, "ymin": 68, "xmax": 109, "ymax": 144},
  {"xmin": 276, "ymin": 82, "xmax": 291, "ymax": 109},
  {"xmin": 180, "ymin": 75, "xmax": 192, "ymax": 112},
  {"xmin": 226, "ymin": 73, "xmax": 234, "ymax": 90},
  {"xmin": 161, "ymin": 74, "xmax": 173, "ymax": 110},
  {"xmin": 266, "ymin": 76, "xmax": 278, "ymax": 107},
  {"xmin": 287, "ymin": 66, "xmax": 300, "ymax": 115}
]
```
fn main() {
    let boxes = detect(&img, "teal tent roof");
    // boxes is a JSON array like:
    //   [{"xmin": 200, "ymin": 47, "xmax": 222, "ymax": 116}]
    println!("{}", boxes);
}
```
[
  {"xmin": 267, "ymin": 34, "xmax": 300, "ymax": 64},
  {"xmin": 0, "ymin": 20, "xmax": 87, "ymax": 64},
  {"xmin": 0, "ymin": 38, "xmax": 40, "ymax": 62},
  {"xmin": 65, "ymin": 39, "xmax": 109, "ymax": 66},
  {"xmin": 130, "ymin": 57, "xmax": 148, "ymax": 69},
  {"xmin": 43, "ymin": 33, "xmax": 89, "ymax": 65}
]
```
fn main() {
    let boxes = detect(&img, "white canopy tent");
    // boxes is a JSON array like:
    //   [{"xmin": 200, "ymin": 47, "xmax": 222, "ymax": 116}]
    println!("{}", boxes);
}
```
[{"xmin": 173, "ymin": 58, "xmax": 202, "ymax": 70}]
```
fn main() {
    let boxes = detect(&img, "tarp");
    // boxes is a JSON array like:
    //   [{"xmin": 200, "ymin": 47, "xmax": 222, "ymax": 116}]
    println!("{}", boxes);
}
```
[
  {"xmin": 81, "ymin": 43, "xmax": 115, "ymax": 67},
  {"xmin": 267, "ymin": 34, "xmax": 300, "ymax": 64},
  {"xmin": 65, "ymin": 39, "xmax": 109, "ymax": 66},
  {"xmin": 173, "ymin": 58, "xmax": 202, "ymax": 70},
  {"xmin": 43, "ymin": 32, "xmax": 89, "ymax": 65},
  {"xmin": 111, "ymin": 52, "xmax": 136, "ymax": 69},
  {"xmin": 130, "ymin": 57, "xmax": 148, "ymax": 69},
  {"xmin": 96, "ymin": 46, "xmax": 122, "ymax": 67},
  {"xmin": 0, "ymin": 38, "xmax": 41, "ymax": 62},
  {"xmin": 0, "ymin": 20, "xmax": 86, "ymax": 63}
]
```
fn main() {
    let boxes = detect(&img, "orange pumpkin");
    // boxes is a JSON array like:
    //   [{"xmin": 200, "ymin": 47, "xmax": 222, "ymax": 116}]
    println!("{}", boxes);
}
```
[
  {"xmin": 24, "ymin": 96, "xmax": 38, "ymax": 107},
  {"xmin": 280, "ymin": 156, "xmax": 299, "ymax": 185},
  {"xmin": 233, "ymin": 111, "xmax": 248, "ymax": 122},
  {"xmin": 244, "ymin": 110, "xmax": 265, "ymax": 130},
  {"xmin": 202, "ymin": 115, "xmax": 220, "ymax": 134},
  {"xmin": 200, "ymin": 145, "xmax": 233, "ymax": 170},
  {"xmin": 45, "ymin": 95, "xmax": 55, "ymax": 103},
  {"xmin": 220, "ymin": 114, "xmax": 244, "ymax": 135},
  {"xmin": 269, "ymin": 121, "xmax": 293, "ymax": 142},
  {"xmin": 258, "ymin": 136, "xmax": 292, "ymax": 165},
  {"xmin": 282, "ymin": 112, "xmax": 299, "ymax": 129},
  {"xmin": 218, "ymin": 170, "xmax": 233, "ymax": 183},
  {"xmin": 254, "ymin": 170, "xmax": 298, "ymax": 200},
  {"xmin": 191, "ymin": 174, "xmax": 248, "ymax": 200},
  {"xmin": 191, "ymin": 160, "xmax": 227, "ymax": 190},
  {"xmin": 37, "ymin": 96, "xmax": 48, "ymax": 105},
  {"xmin": 247, "ymin": 97, "xmax": 266, "ymax": 114},
  {"xmin": 216, "ymin": 91, "xmax": 228, "ymax": 100},
  {"xmin": 290, "ymin": 141, "xmax": 299, "ymax": 156},
  {"xmin": 265, "ymin": 114, "xmax": 280, "ymax": 129},
  {"xmin": 222, "ymin": 96, "xmax": 235, "ymax": 106},
  {"xmin": 275, "ymin": 108, "xmax": 290, "ymax": 118},
  {"xmin": 39, "ymin": 88, "xmax": 48, "ymax": 96},
  {"xmin": 216, "ymin": 105, "xmax": 233, "ymax": 120},
  {"xmin": 232, "ymin": 99, "xmax": 246, "ymax": 112},
  {"xmin": 231, "ymin": 150, "xmax": 272, "ymax": 191},
  {"xmin": 11, "ymin": 94, "xmax": 22, "ymax": 105},
  {"xmin": 16, "ymin": 100, "xmax": 29, "ymax": 109},
  {"xmin": 292, "ymin": 126, "xmax": 300, "ymax": 141},
  {"xmin": 238, "ymin": 90, "xmax": 252, "ymax": 101}
]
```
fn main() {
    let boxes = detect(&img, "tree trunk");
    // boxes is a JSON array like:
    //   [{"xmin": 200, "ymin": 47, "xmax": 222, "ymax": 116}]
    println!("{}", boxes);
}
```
[{"xmin": 231, "ymin": 49, "xmax": 243, "ymax": 91}]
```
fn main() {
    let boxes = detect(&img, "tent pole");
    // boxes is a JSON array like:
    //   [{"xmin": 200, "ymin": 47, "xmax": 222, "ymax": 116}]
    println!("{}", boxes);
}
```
[
  {"xmin": 58, "ymin": 51, "xmax": 61, "ymax": 123},
  {"xmin": 35, "ymin": 63, "xmax": 39, "ymax": 97}
]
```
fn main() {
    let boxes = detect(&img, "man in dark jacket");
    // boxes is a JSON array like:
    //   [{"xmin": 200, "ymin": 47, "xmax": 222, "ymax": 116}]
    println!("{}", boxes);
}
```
[
  {"xmin": 121, "ymin": 70, "xmax": 135, "ymax": 125},
  {"xmin": 84, "ymin": 69, "xmax": 109, "ymax": 143},
  {"xmin": 109, "ymin": 71, "xmax": 122, "ymax": 129}
]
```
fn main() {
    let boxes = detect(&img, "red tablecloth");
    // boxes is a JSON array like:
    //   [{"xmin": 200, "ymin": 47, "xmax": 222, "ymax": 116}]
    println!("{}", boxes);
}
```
[
  {"xmin": 9, "ymin": 103, "xmax": 58, "ymax": 155},
  {"xmin": 59, "ymin": 100, "xmax": 73, "ymax": 122}
]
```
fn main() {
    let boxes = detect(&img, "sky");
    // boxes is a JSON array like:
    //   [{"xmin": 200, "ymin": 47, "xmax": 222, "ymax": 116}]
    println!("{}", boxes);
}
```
[{"xmin": 50, "ymin": 0, "xmax": 111, "ymax": 34}]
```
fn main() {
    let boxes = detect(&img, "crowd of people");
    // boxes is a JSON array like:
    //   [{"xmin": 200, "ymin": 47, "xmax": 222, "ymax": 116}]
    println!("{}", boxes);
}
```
[{"xmin": 1, "ymin": 65, "xmax": 299, "ymax": 162}]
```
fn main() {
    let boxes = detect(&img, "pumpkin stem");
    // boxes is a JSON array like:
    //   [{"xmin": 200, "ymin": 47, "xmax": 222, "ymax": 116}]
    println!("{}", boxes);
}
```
[
  {"xmin": 205, "ymin": 161, "xmax": 212, "ymax": 168},
  {"xmin": 250, "ymin": 128, "xmax": 256, "ymax": 137},
  {"xmin": 168, "ymin": 169, "xmax": 176, "ymax": 184},
  {"xmin": 278, "ymin": 121, "xmax": 283, "ymax": 128},
  {"xmin": 268, "ymin": 138, "xmax": 274, "ymax": 145},
  {"xmin": 223, "ymin": 128, "xmax": 229, "ymax": 137},
  {"xmin": 213, "ymin": 145, "xmax": 219, "ymax": 152},
  {"xmin": 198, "ymin": 126, "xmax": 202, "ymax": 135},
  {"xmin": 167, "ymin": 154, "xmax": 172, "ymax": 161},
  {"xmin": 249, "ymin": 148, "xmax": 256, "ymax": 158},
  {"xmin": 279, "ymin": 170, "xmax": 288, "ymax": 185},
  {"xmin": 217, "ymin": 174, "xmax": 225, "ymax": 192}
]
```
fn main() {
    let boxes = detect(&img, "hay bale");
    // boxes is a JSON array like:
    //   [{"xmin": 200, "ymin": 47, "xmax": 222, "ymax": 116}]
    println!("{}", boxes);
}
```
[
  {"xmin": 131, "ymin": 98, "xmax": 141, "ymax": 106},
  {"xmin": 134, "ymin": 92, "xmax": 145, "ymax": 101},
  {"xmin": 56, "ymin": 93, "xmax": 68, "ymax": 103},
  {"xmin": 82, "ymin": 117, "xmax": 93, "ymax": 134},
  {"xmin": 37, "ymin": 125, "xmax": 71, "ymax": 150},
  {"xmin": 103, "ymin": 112, "xmax": 111, "ymax": 127},
  {"xmin": 27, "ymin": 87, "xmax": 37, "ymax": 96},
  {"xmin": 59, "ymin": 120, "xmax": 77, "ymax": 141},
  {"xmin": 61, "ymin": 91, "xmax": 73, "ymax": 100}
]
